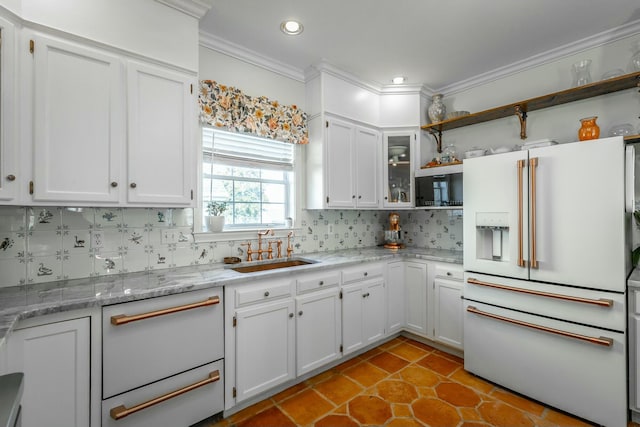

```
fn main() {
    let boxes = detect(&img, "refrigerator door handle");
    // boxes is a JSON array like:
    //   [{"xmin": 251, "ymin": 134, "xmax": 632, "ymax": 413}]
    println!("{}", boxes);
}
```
[
  {"xmin": 517, "ymin": 159, "xmax": 526, "ymax": 267},
  {"xmin": 529, "ymin": 157, "xmax": 539, "ymax": 269}
]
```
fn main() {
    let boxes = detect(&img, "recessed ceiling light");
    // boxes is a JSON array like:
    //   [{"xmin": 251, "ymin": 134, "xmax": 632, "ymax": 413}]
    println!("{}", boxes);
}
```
[
  {"xmin": 391, "ymin": 76, "xmax": 406, "ymax": 84},
  {"xmin": 280, "ymin": 20, "xmax": 303, "ymax": 35}
]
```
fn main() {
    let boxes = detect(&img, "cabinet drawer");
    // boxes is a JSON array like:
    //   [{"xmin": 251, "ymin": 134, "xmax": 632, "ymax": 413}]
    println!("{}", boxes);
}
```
[
  {"xmin": 435, "ymin": 264, "xmax": 463, "ymax": 281},
  {"xmin": 102, "ymin": 359, "xmax": 223, "ymax": 427},
  {"xmin": 342, "ymin": 263, "xmax": 384, "ymax": 284},
  {"xmin": 633, "ymin": 290, "xmax": 640, "ymax": 315},
  {"xmin": 103, "ymin": 288, "xmax": 223, "ymax": 399},
  {"xmin": 235, "ymin": 279, "xmax": 293, "ymax": 307},
  {"xmin": 297, "ymin": 271, "xmax": 340, "ymax": 294}
]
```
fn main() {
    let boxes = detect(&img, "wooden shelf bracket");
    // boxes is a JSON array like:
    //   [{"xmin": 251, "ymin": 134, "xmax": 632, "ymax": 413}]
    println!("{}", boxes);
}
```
[
  {"xmin": 428, "ymin": 129, "xmax": 443, "ymax": 153},
  {"xmin": 514, "ymin": 105, "xmax": 528, "ymax": 140}
]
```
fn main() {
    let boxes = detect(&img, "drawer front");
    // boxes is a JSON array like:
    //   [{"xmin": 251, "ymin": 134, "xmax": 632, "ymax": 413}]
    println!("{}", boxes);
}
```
[
  {"xmin": 464, "ymin": 300, "xmax": 626, "ymax": 427},
  {"xmin": 103, "ymin": 288, "xmax": 223, "ymax": 398},
  {"xmin": 342, "ymin": 262, "xmax": 384, "ymax": 284},
  {"xmin": 464, "ymin": 272, "xmax": 626, "ymax": 331},
  {"xmin": 235, "ymin": 278, "xmax": 293, "ymax": 307},
  {"xmin": 297, "ymin": 270, "xmax": 340, "ymax": 294},
  {"xmin": 102, "ymin": 359, "xmax": 223, "ymax": 427},
  {"xmin": 434, "ymin": 263, "xmax": 463, "ymax": 280}
]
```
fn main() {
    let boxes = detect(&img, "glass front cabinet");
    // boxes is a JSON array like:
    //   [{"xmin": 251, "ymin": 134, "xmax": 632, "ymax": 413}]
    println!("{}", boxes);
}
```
[{"xmin": 382, "ymin": 131, "xmax": 415, "ymax": 208}]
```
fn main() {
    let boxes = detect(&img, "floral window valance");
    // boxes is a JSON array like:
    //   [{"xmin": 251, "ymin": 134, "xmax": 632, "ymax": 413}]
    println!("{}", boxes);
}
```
[{"xmin": 199, "ymin": 80, "xmax": 308, "ymax": 145}]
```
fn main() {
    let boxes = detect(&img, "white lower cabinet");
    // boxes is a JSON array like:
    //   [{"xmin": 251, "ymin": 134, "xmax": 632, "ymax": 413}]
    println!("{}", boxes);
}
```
[
  {"xmin": 342, "ymin": 273, "xmax": 386, "ymax": 355},
  {"xmin": 405, "ymin": 261, "xmax": 428, "ymax": 336},
  {"xmin": 8, "ymin": 316, "xmax": 90, "ymax": 427},
  {"xmin": 630, "ymin": 289, "xmax": 640, "ymax": 420},
  {"xmin": 102, "ymin": 359, "xmax": 223, "ymax": 427},
  {"xmin": 433, "ymin": 263, "xmax": 464, "ymax": 350},
  {"xmin": 235, "ymin": 298, "xmax": 296, "ymax": 401},
  {"xmin": 296, "ymin": 271, "xmax": 342, "ymax": 376},
  {"xmin": 226, "ymin": 278, "xmax": 296, "ymax": 406},
  {"xmin": 386, "ymin": 261, "xmax": 405, "ymax": 335}
]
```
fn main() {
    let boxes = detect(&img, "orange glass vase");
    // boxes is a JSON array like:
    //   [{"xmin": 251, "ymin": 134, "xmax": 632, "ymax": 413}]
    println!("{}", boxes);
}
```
[{"xmin": 578, "ymin": 116, "xmax": 600, "ymax": 141}]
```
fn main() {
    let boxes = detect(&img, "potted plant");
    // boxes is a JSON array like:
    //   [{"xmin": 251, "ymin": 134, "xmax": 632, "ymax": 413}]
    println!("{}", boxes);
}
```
[{"xmin": 206, "ymin": 201, "xmax": 228, "ymax": 232}]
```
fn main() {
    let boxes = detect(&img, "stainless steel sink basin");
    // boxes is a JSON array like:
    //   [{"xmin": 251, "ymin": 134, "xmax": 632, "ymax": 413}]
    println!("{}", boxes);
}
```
[{"xmin": 230, "ymin": 259, "xmax": 314, "ymax": 273}]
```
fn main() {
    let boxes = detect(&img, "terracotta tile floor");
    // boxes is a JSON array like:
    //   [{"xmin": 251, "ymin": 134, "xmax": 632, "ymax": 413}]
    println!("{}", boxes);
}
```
[{"xmin": 210, "ymin": 336, "xmax": 631, "ymax": 427}]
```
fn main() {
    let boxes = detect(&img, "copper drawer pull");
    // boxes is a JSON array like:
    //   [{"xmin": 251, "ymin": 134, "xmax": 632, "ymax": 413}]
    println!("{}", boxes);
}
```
[
  {"xmin": 110, "ymin": 370, "xmax": 220, "ymax": 420},
  {"xmin": 467, "ymin": 278, "xmax": 613, "ymax": 307},
  {"xmin": 111, "ymin": 296, "xmax": 220, "ymax": 326},
  {"xmin": 467, "ymin": 306, "xmax": 613, "ymax": 347}
]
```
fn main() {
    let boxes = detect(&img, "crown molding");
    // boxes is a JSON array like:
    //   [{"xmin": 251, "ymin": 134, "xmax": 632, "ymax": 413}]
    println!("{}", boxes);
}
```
[
  {"xmin": 155, "ymin": 0, "xmax": 213, "ymax": 18},
  {"xmin": 200, "ymin": 18, "xmax": 640, "ymax": 97},
  {"xmin": 199, "ymin": 30, "xmax": 306, "ymax": 82},
  {"xmin": 439, "ymin": 18, "xmax": 640, "ymax": 95}
]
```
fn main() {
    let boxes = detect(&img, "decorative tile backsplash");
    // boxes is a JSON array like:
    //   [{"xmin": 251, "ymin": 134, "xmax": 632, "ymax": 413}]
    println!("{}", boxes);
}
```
[{"xmin": 0, "ymin": 206, "xmax": 462, "ymax": 288}]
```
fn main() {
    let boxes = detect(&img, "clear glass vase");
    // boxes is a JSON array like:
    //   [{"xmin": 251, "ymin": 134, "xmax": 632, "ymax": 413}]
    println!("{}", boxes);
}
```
[
  {"xmin": 630, "ymin": 40, "xmax": 640, "ymax": 72},
  {"xmin": 572, "ymin": 59, "xmax": 592, "ymax": 87}
]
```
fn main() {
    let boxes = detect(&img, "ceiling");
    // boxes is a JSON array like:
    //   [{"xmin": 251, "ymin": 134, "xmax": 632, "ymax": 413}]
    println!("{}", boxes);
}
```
[{"xmin": 199, "ymin": 1, "xmax": 640, "ymax": 92}]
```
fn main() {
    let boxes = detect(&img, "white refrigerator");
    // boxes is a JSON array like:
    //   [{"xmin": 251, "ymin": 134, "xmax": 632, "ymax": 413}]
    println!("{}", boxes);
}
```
[{"xmin": 463, "ymin": 136, "xmax": 633, "ymax": 427}]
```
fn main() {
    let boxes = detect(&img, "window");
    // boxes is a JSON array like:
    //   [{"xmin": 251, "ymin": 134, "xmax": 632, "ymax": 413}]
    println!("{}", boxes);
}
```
[{"xmin": 202, "ymin": 128, "xmax": 295, "ymax": 230}]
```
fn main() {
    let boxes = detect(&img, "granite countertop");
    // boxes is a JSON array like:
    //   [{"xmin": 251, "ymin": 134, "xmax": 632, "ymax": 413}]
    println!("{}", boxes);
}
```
[{"xmin": 0, "ymin": 247, "xmax": 462, "ymax": 347}]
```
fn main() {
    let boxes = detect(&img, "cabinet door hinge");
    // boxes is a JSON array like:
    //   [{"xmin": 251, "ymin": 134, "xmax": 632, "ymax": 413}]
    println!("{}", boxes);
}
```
[
  {"xmin": 29, "ymin": 181, "xmax": 34, "ymax": 195},
  {"xmin": 340, "ymin": 344, "xmax": 343, "ymax": 353},
  {"xmin": 29, "ymin": 39, "xmax": 34, "ymax": 54},
  {"xmin": 326, "ymin": 121, "xmax": 329, "ymax": 128},
  {"xmin": 233, "ymin": 315, "xmax": 237, "ymax": 327},
  {"xmin": 232, "ymin": 387, "xmax": 237, "ymax": 398}
]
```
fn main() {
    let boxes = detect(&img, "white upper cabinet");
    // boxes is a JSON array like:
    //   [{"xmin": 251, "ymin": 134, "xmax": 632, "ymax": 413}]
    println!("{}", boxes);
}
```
[
  {"xmin": 126, "ymin": 61, "xmax": 195, "ymax": 205},
  {"xmin": 31, "ymin": 34, "xmax": 124, "ymax": 204},
  {"xmin": 0, "ymin": 17, "xmax": 17, "ymax": 203},
  {"xmin": 309, "ymin": 116, "xmax": 380, "ymax": 209},
  {"xmin": 21, "ymin": 30, "xmax": 196, "ymax": 207},
  {"xmin": 383, "ymin": 130, "xmax": 415, "ymax": 208}
]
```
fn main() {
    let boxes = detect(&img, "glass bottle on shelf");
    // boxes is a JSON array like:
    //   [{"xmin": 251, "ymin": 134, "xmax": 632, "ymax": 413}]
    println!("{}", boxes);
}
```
[{"xmin": 384, "ymin": 132, "xmax": 413, "ymax": 208}]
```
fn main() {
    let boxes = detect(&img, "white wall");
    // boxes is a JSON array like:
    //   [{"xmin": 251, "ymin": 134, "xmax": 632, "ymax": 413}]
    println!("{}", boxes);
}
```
[
  {"xmin": 1, "ymin": 0, "xmax": 199, "ymax": 71},
  {"xmin": 198, "ymin": 46, "xmax": 305, "ymax": 108},
  {"xmin": 420, "ymin": 33, "xmax": 640, "ymax": 162}
]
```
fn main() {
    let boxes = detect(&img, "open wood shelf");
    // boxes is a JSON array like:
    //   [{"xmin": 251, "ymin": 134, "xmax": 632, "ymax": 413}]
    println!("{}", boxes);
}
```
[{"xmin": 421, "ymin": 71, "xmax": 640, "ymax": 150}]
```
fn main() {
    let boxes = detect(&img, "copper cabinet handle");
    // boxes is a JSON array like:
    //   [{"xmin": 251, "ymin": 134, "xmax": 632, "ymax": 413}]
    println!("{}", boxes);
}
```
[
  {"xmin": 6, "ymin": 174, "xmax": 15, "ymax": 181},
  {"xmin": 111, "ymin": 182, "xmax": 118, "ymax": 188},
  {"xmin": 467, "ymin": 306, "xmax": 613, "ymax": 347},
  {"xmin": 467, "ymin": 278, "xmax": 613, "ymax": 307},
  {"xmin": 517, "ymin": 159, "xmax": 525, "ymax": 267},
  {"xmin": 110, "ymin": 296, "xmax": 220, "ymax": 326},
  {"xmin": 130, "ymin": 182, "xmax": 137, "ymax": 188},
  {"xmin": 110, "ymin": 370, "xmax": 220, "ymax": 420},
  {"xmin": 298, "ymin": 310, "xmax": 303, "ymax": 316},
  {"xmin": 529, "ymin": 157, "xmax": 538, "ymax": 269},
  {"xmin": 264, "ymin": 291, "xmax": 270, "ymax": 297}
]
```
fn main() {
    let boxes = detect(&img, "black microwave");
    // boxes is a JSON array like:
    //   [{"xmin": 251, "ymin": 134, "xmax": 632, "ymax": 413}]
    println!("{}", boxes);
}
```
[{"xmin": 415, "ymin": 172, "xmax": 463, "ymax": 207}]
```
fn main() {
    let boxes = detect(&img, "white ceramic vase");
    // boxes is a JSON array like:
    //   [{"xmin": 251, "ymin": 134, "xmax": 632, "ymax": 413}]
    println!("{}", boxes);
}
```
[
  {"xmin": 208, "ymin": 215, "xmax": 225, "ymax": 232},
  {"xmin": 428, "ymin": 94, "xmax": 446, "ymax": 123}
]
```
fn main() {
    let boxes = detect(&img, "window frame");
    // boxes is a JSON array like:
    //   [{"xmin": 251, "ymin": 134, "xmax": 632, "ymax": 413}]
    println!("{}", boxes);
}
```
[{"xmin": 194, "ymin": 126, "xmax": 303, "ymax": 241}]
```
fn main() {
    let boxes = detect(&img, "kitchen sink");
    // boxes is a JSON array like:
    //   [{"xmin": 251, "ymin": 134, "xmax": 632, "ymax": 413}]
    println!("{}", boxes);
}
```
[{"xmin": 230, "ymin": 259, "xmax": 315, "ymax": 273}]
